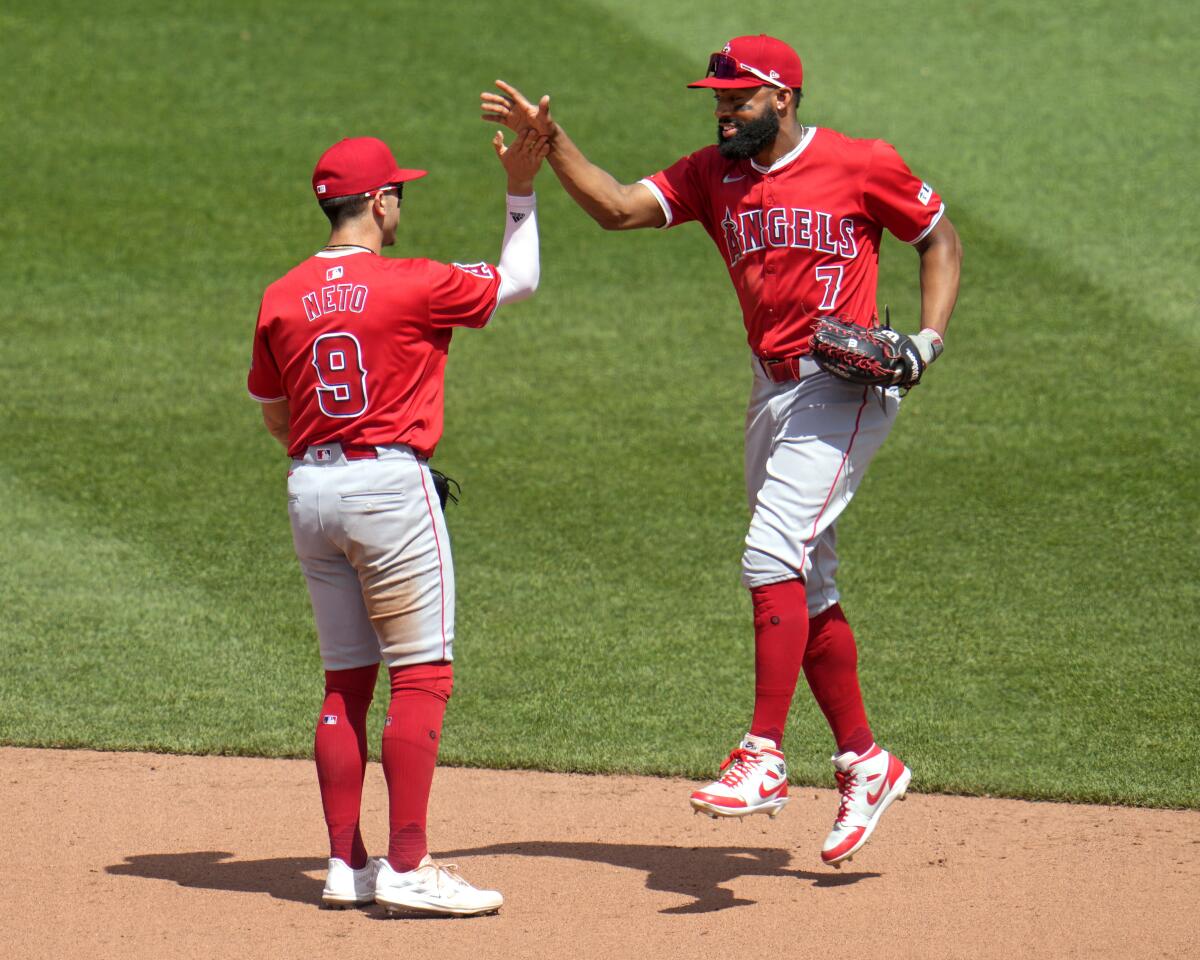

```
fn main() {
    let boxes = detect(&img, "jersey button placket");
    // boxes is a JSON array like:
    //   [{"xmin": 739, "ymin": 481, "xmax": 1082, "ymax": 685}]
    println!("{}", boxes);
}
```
[
  {"xmin": 764, "ymin": 171, "xmax": 777, "ymax": 280},
  {"xmin": 764, "ymin": 181, "xmax": 777, "ymax": 279},
  {"xmin": 764, "ymin": 168, "xmax": 777, "ymax": 325}
]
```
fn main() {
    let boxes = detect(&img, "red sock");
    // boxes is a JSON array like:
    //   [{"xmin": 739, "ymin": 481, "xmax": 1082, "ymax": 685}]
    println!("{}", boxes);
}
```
[
  {"xmin": 382, "ymin": 661, "xmax": 453, "ymax": 873},
  {"xmin": 803, "ymin": 604, "xmax": 873, "ymax": 755},
  {"xmin": 315, "ymin": 663, "xmax": 378, "ymax": 869},
  {"xmin": 748, "ymin": 579, "xmax": 809, "ymax": 749}
]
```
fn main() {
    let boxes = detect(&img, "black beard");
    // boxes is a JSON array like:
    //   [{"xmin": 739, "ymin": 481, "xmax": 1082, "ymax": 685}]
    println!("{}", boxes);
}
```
[{"xmin": 717, "ymin": 109, "xmax": 780, "ymax": 160}]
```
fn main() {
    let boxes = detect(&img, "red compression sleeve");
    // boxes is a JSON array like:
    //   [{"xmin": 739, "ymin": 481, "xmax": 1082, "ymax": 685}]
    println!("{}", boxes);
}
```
[
  {"xmin": 314, "ymin": 664, "xmax": 379, "ymax": 868},
  {"xmin": 382, "ymin": 661, "xmax": 454, "ymax": 873},
  {"xmin": 803, "ymin": 603, "xmax": 874, "ymax": 755},
  {"xmin": 749, "ymin": 579, "xmax": 810, "ymax": 749}
]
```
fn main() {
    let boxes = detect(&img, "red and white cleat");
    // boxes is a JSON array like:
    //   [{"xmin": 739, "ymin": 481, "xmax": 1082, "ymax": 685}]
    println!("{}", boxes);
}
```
[
  {"xmin": 689, "ymin": 733, "xmax": 790, "ymax": 819},
  {"xmin": 820, "ymin": 743, "xmax": 911, "ymax": 867}
]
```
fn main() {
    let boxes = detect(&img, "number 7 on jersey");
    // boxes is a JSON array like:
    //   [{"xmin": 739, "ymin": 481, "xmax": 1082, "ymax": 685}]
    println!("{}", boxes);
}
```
[{"xmin": 813, "ymin": 265, "xmax": 844, "ymax": 311}]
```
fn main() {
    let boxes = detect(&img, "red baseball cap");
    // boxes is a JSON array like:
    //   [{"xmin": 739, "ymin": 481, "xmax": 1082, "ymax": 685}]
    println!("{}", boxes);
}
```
[
  {"xmin": 687, "ymin": 35, "xmax": 804, "ymax": 90},
  {"xmin": 311, "ymin": 137, "xmax": 427, "ymax": 200}
]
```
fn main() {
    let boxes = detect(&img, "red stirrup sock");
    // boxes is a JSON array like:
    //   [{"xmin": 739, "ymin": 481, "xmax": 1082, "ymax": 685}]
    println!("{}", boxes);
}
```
[
  {"xmin": 803, "ymin": 604, "xmax": 874, "ymax": 756},
  {"xmin": 382, "ymin": 661, "xmax": 454, "ymax": 873},
  {"xmin": 748, "ymin": 579, "xmax": 810, "ymax": 749},
  {"xmin": 314, "ymin": 663, "xmax": 379, "ymax": 869}
]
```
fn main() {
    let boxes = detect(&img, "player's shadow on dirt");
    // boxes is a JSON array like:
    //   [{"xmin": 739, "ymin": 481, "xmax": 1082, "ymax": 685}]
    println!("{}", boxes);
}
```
[
  {"xmin": 439, "ymin": 841, "xmax": 879, "ymax": 914},
  {"xmin": 106, "ymin": 851, "xmax": 327, "ymax": 907},
  {"xmin": 106, "ymin": 843, "xmax": 877, "ymax": 914}
]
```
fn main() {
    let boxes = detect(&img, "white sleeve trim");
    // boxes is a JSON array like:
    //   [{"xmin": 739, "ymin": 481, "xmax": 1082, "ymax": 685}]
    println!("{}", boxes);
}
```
[
  {"xmin": 637, "ymin": 178, "xmax": 672, "ymax": 229},
  {"xmin": 249, "ymin": 390, "xmax": 287, "ymax": 402},
  {"xmin": 495, "ymin": 193, "xmax": 539, "ymax": 308},
  {"xmin": 907, "ymin": 202, "xmax": 945, "ymax": 245}
]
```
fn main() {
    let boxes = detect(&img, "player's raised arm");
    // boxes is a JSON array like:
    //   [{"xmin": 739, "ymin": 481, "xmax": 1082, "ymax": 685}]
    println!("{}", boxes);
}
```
[
  {"xmin": 481, "ymin": 80, "xmax": 665, "ymax": 230},
  {"xmin": 492, "ymin": 128, "xmax": 548, "ymax": 305},
  {"xmin": 493, "ymin": 126, "xmax": 547, "ymax": 197}
]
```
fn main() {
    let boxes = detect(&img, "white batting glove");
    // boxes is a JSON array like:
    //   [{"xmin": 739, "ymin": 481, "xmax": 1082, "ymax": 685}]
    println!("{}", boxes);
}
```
[{"xmin": 909, "ymin": 328, "xmax": 945, "ymax": 365}]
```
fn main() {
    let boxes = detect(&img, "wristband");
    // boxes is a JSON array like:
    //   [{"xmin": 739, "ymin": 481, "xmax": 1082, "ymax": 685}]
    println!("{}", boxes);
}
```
[{"xmin": 913, "ymin": 328, "xmax": 944, "ymax": 364}]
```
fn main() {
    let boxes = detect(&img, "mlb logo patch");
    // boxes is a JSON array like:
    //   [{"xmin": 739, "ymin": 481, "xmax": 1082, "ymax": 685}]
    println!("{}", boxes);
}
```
[
  {"xmin": 326, "ymin": 265, "xmax": 344, "ymax": 281},
  {"xmin": 316, "ymin": 448, "xmax": 333, "ymax": 462},
  {"xmin": 918, "ymin": 182, "xmax": 933, "ymax": 205},
  {"xmin": 321, "ymin": 715, "xmax": 338, "ymax": 725}
]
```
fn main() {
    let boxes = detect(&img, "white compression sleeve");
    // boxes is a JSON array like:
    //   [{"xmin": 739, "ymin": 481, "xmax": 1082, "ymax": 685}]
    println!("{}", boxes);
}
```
[{"xmin": 496, "ymin": 193, "xmax": 539, "ymax": 307}]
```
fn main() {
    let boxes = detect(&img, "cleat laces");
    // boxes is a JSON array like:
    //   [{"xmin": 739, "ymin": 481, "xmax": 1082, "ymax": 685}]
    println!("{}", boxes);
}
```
[
  {"xmin": 833, "ymin": 769, "xmax": 858, "ymax": 823},
  {"xmin": 430, "ymin": 861, "xmax": 470, "ymax": 893},
  {"xmin": 718, "ymin": 748, "xmax": 761, "ymax": 786}
]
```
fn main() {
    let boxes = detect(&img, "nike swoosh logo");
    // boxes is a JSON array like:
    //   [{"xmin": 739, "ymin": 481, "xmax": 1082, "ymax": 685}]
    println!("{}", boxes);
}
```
[
  {"xmin": 866, "ymin": 777, "xmax": 887, "ymax": 805},
  {"xmin": 723, "ymin": 173, "xmax": 745, "ymax": 183},
  {"xmin": 758, "ymin": 776, "xmax": 785, "ymax": 799}
]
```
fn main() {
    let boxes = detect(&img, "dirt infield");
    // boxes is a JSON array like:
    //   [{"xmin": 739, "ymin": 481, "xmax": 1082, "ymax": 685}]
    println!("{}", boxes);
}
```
[{"xmin": 3, "ymin": 747, "xmax": 1197, "ymax": 959}]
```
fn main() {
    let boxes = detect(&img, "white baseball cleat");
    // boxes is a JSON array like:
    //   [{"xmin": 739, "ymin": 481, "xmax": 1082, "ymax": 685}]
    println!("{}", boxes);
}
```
[
  {"xmin": 321, "ymin": 857, "xmax": 379, "ymax": 908},
  {"xmin": 688, "ymin": 733, "xmax": 790, "ymax": 819},
  {"xmin": 820, "ymin": 743, "xmax": 911, "ymax": 867},
  {"xmin": 375, "ymin": 855, "xmax": 503, "ymax": 917}
]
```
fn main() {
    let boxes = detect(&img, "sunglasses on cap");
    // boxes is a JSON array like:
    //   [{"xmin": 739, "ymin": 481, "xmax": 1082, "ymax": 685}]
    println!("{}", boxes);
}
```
[
  {"xmin": 705, "ymin": 52, "xmax": 786, "ymax": 89},
  {"xmin": 356, "ymin": 183, "xmax": 404, "ymax": 200}
]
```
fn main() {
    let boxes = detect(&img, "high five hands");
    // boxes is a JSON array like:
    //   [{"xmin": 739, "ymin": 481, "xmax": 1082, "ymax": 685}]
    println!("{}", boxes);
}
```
[
  {"xmin": 492, "ymin": 127, "xmax": 550, "ymax": 195},
  {"xmin": 481, "ymin": 80, "xmax": 558, "ymax": 141}
]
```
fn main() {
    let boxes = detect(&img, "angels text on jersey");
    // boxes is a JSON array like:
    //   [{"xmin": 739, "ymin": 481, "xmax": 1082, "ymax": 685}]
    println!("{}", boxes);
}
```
[{"xmin": 722, "ymin": 206, "xmax": 859, "ymax": 267}]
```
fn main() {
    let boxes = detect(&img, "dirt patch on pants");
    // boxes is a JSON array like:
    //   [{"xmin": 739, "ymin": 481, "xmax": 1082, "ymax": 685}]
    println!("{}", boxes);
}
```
[{"xmin": 3, "ymin": 747, "xmax": 1197, "ymax": 959}]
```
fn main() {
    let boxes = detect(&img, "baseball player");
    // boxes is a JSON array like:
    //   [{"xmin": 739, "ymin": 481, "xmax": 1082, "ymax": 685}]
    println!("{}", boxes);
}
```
[
  {"xmin": 481, "ymin": 34, "xmax": 962, "ymax": 867},
  {"xmin": 248, "ymin": 130, "xmax": 547, "ymax": 914}
]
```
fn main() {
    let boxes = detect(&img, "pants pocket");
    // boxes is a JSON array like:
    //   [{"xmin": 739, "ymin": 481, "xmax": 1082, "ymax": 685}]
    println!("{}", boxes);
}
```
[{"xmin": 337, "ymin": 491, "xmax": 407, "ymax": 516}]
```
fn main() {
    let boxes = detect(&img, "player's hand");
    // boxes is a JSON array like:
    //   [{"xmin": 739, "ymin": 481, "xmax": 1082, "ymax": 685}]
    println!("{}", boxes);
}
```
[
  {"xmin": 481, "ymin": 80, "xmax": 558, "ymax": 140},
  {"xmin": 494, "ymin": 128, "xmax": 550, "ymax": 195},
  {"xmin": 909, "ymin": 328, "xmax": 945, "ymax": 365}
]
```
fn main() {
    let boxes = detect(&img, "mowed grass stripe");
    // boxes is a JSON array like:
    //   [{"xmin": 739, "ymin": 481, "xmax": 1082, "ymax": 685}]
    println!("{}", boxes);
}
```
[{"xmin": 0, "ymin": 471, "xmax": 318, "ymax": 755}]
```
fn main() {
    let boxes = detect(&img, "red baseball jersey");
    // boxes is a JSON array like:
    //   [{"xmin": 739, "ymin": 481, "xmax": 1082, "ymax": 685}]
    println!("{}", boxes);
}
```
[
  {"xmin": 248, "ymin": 251, "xmax": 500, "ymax": 458},
  {"xmin": 640, "ymin": 127, "xmax": 944, "ymax": 358}
]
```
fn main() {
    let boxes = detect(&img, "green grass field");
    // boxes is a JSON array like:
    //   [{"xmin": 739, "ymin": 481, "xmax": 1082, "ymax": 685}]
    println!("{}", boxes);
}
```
[{"xmin": 2, "ymin": 0, "xmax": 1196, "ymax": 808}]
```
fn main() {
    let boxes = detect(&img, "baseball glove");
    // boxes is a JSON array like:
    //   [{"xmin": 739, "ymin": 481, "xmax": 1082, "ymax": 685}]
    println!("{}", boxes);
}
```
[
  {"xmin": 809, "ymin": 315, "xmax": 926, "ymax": 389},
  {"xmin": 430, "ymin": 468, "xmax": 460, "ymax": 510}
]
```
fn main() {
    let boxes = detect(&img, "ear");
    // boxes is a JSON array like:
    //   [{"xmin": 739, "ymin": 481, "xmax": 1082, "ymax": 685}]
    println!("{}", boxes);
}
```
[{"xmin": 774, "ymin": 87, "xmax": 793, "ymax": 114}]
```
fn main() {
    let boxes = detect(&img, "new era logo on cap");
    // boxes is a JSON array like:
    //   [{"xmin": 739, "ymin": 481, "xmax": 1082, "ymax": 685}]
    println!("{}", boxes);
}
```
[
  {"xmin": 316, "ymin": 184, "xmax": 327, "ymax": 194},
  {"xmin": 689, "ymin": 34, "xmax": 804, "ymax": 90}
]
